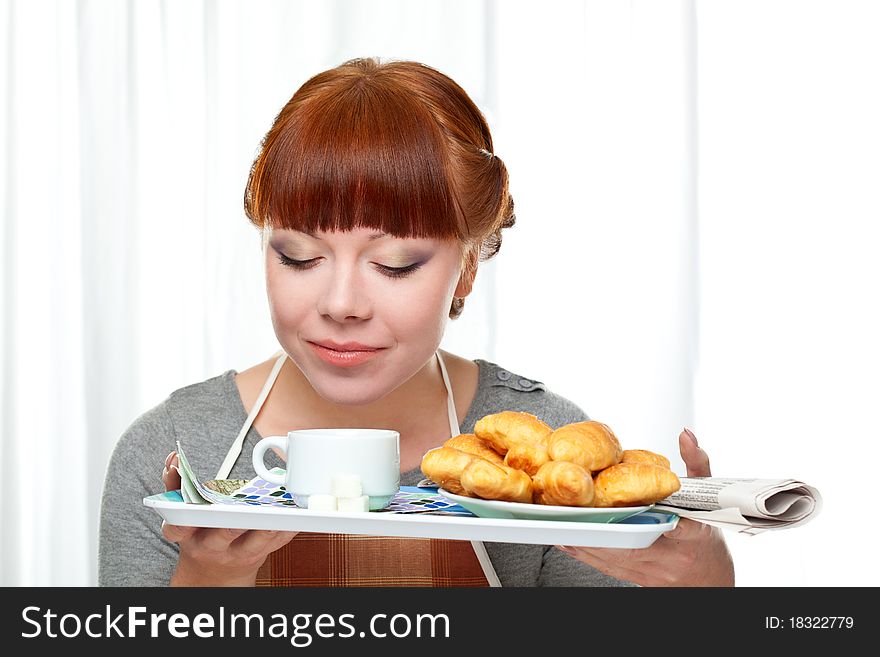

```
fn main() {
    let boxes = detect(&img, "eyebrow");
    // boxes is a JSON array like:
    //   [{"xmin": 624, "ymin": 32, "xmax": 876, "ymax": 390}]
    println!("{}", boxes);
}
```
[{"xmin": 302, "ymin": 230, "xmax": 387, "ymax": 241}]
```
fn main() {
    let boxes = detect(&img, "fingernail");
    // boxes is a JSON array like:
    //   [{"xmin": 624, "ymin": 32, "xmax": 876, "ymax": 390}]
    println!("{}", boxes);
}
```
[
  {"xmin": 683, "ymin": 427, "xmax": 698, "ymax": 446},
  {"xmin": 165, "ymin": 451, "xmax": 176, "ymax": 467},
  {"xmin": 557, "ymin": 545, "xmax": 575, "ymax": 555}
]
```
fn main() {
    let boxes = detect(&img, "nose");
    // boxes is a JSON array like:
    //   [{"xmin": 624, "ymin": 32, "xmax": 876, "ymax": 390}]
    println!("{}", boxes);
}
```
[{"xmin": 315, "ymin": 261, "xmax": 373, "ymax": 323}]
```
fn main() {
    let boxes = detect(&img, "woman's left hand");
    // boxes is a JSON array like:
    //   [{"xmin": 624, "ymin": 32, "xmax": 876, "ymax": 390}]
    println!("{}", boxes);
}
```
[{"xmin": 556, "ymin": 429, "xmax": 735, "ymax": 587}]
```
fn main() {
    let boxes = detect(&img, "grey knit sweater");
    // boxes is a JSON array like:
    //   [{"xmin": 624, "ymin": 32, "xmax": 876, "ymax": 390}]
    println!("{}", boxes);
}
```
[{"xmin": 98, "ymin": 357, "xmax": 633, "ymax": 587}]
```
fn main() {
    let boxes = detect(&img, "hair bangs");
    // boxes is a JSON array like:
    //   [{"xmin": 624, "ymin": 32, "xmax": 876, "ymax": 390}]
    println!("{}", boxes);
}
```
[{"xmin": 247, "ymin": 82, "xmax": 466, "ymax": 242}]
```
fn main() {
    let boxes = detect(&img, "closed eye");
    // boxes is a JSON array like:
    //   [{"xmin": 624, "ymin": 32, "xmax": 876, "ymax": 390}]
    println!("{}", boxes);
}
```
[
  {"xmin": 276, "ymin": 253, "xmax": 422, "ymax": 279},
  {"xmin": 276, "ymin": 253, "xmax": 319, "ymax": 270},
  {"xmin": 374, "ymin": 263, "xmax": 423, "ymax": 279}
]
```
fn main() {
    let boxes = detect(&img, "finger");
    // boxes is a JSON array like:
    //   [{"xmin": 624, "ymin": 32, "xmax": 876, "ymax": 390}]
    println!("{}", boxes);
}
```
[
  {"xmin": 661, "ymin": 517, "xmax": 704, "ymax": 541},
  {"xmin": 560, "ymin": 545, "xmax": 639, "ymax": 563},
  {"xmin": 233, "ymin": 529, "xmax": 297, "ymax": 558},
  {"xmin": 162, "ymin": 520, "xmax": 197, "ymax": 544},
  {"xmin": 162, "ymin": 467, "xmax": 181, "ymax": 491},
  {"xmin": 679, "ymin": 429, "xmax": 711, "ymax": 477},
  {"xmin": 198, "ymin": 527, "xmax": 250, "ymax": 553},
  {"xmin": 556, "ymin": 545, "xmax": 618, "ymax": 570},
  {"xmin": 563, "ymin": 544, "xmax": 660, "ymax": 567},
  {"xmin": 556, "ymin": 546, "xmax": 651, "ymax": 585},
  {"xmin": 261, "ymin": 531, "xmax": 299, "ymax": 554},
  {"xmin": 162, "ymin": 458, "xmax": 182, "ymax": 491}
]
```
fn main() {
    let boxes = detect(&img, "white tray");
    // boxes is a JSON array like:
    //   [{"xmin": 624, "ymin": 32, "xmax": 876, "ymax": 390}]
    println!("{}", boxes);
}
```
[{"xmin": 144, "ymin": 491, "xmax": 679, "ymax": 549}]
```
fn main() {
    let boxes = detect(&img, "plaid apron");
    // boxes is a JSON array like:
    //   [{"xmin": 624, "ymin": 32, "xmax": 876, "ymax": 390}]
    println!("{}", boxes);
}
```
[
  {"xmin": 255, "ymin": 534, "xmax": 491, "ymax": 587},
  {"xmin": 220, "ymin": 350, "xmax": 499, "ymax": 587}
]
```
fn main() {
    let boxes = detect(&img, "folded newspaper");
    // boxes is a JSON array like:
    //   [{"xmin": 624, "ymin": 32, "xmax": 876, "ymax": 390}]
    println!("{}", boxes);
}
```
[{"xmin": 654, "ymin": 477, "xmax": 823, "ymax": 535}]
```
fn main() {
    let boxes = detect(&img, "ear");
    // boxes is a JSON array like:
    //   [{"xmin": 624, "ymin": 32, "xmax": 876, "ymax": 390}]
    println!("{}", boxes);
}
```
[{"xmin": 454, "ymin": 248, "xmax": 479, "ymax": 298}]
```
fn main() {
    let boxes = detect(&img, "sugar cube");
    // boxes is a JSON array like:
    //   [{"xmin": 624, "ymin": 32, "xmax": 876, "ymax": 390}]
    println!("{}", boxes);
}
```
[
  {"xmin": 337, "ymin": 495, "xmax": 370, "ymax": 512},
  {"xmin": 306, "ymin": 494, "xmax": 337, "ymax": 511}
]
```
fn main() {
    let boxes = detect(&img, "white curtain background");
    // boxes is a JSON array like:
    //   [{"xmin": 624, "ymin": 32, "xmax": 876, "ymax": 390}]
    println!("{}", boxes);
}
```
[{"xmin": 1, "ymin": 0, "xmax": 877, "ymax": 586}]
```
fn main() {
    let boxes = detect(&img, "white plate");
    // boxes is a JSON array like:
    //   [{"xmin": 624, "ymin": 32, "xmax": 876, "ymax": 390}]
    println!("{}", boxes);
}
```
[
  {"xmin": 437, "ymin": 489, "xmax": 653, "ymax": 523},
  {"xmin": 144, "ymin": 491, "xmax": 678, "ymax": 549}
]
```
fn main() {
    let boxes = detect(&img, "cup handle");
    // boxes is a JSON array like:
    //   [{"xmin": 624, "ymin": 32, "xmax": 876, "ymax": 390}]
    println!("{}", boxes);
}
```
[{"xmin": 252, "ymin": 436, "xmax": 288, "ymax": 486}]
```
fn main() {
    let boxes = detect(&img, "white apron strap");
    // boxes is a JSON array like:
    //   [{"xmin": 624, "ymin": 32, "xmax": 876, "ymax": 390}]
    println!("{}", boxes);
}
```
[
  {"xmin": 435, "ymin": 349, "xmax": 461, "ymax": 437},
  {"xmin": 435, "ymin": 350, "xmax": 502, "ymax": 588},
  {"xmin": 215, "ymin": 350, "xmax": 287, "ymax": 480}
]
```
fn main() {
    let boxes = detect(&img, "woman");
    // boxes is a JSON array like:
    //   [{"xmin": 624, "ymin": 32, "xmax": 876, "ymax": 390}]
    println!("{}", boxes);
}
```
[{"xmin": 98, "ymin": 57, "xmax": 733, "ymax": 587}]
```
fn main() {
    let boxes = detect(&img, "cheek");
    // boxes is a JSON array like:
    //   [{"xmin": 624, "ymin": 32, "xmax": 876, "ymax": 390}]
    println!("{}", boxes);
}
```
[
  {"xmin": 377, "ymin": 275, "xmax": 456, "ymax": 335},
  {"xmin": 266, "ymin": 266, "xmax": 311, "ymax": 328}
]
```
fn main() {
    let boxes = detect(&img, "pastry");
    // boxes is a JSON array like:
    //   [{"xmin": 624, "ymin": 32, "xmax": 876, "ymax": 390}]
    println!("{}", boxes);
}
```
[
  {"xmin": 621, "ymin": 449, "xmax": 671, "ymax": 470},
  {"xmin": 459, "ymin": 458, "xmax": 533, "ymax": 504},
  {"xmin": 592, "ymin": 462, "xmax": 681, "ymax": 507},
  {"xmin": 547, "ymin": 421, "xmax": 622, "ymax": 472},
  {"xmin": 444, "ymin": 433, "xmax": 504, "ymax": 464},
  {"xmin": 503, "ymin": 441, "xmax": 551, "ymax": 476},
  {"xmin": 420, "ymin": 446, "xmax": 480, "ymax": 495},
  {"xmin": 438, "ymin": 411, "xmax": 677, "ymax": 509},
  {"xmin": 531, "ymin": 460, "xmax": 594, "ymax": 507},
  {"xmin": 474, "ymin": 411, "xmax": 552, "ymax": 455}
]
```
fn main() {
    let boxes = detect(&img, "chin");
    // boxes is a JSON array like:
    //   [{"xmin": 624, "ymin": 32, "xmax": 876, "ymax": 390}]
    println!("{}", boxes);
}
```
[{"xmin": 310, "ymin": 378, "xmax": 392, "ymax": 407}]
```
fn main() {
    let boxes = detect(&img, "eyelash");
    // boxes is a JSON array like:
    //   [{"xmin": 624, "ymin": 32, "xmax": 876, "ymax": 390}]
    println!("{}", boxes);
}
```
[{"xmin": 276, "ymin": 253, "xmax": 422, "ymax": 279}]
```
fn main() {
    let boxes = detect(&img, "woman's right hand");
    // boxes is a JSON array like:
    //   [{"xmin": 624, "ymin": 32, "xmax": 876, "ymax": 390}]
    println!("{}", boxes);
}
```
[{"xmin": 161, "ymin": 451, "xmax": 298, "ymax": 586}]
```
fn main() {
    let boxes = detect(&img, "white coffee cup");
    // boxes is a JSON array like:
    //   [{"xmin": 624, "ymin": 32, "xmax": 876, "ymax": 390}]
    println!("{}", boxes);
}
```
[{"xmin": 252, "ymin": 428, "xmax": 400, "ymax": 510}]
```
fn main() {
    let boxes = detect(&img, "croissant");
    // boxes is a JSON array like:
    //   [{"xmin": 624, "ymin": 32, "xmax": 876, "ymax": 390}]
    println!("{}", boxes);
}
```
[
  {"xmin": 459, "ymin": 458, "xmax": 533, "ymax": 504},
  {"xmin": 420, "ymin": 446, "xmax": 480, "ymax": 495},
  {"xmin": 592, "ymin": 462, "xmax": 681, "ymax": 507},
  {"xmin": 621, "ymin": 449, "xmax": 671, "ymax": 470},
  {"xmin": 547, "ymin": 421, "xmax": 622, "ymax": 472},
  {"xmin": 503, "ymin": 441, "xmax": 551, "ymax": 476},
  {"xmin": 532, "ymin": 461, "xmax": 594, "ymax": 507},
  {"xmin": 474, "ymin": 411, "xmax": 552, "ymax": 455},
  {"xmin": 444, "ymin": 433, "xmax": 504, "ymax": 464}
]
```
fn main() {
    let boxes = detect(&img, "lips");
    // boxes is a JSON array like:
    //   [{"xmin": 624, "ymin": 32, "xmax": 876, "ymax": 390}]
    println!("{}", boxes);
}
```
[
  {"xmin": 311, "ymin": 340, "xmax": 382, "ymax": 352},
  {"xmin": 307, "ymin": 340, "xmax": 384, "ymax": 368}
]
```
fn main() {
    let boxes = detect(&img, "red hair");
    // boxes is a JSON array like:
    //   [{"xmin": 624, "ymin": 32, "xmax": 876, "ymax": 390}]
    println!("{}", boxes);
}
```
[{"xmin": 244, "ymin": 57, "xmax": 515, "ymax": 319}]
